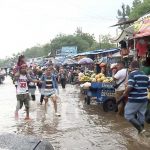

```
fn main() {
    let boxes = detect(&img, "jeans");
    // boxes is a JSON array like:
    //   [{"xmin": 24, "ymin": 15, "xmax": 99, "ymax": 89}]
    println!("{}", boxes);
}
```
[
  {"xmin": 125, "ymin": 101, "xmax": 148, "ymax": 125},
  {"xmin": 60, "ymin": 78, "xmax": 66, "ymax": 89}
]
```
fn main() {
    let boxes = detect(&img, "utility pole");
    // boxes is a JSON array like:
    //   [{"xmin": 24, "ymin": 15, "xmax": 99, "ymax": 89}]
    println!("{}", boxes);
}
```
[
  {"xmin": 99, "ymin": 35, "xmax": 101, "ymax": 49},
  {"xmin": 122, "ymin": 3, "xmax": 126, "ymax": 29}
]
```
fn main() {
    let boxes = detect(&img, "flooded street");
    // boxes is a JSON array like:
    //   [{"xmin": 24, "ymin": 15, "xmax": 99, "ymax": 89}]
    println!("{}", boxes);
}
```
[{"xmin": 0, "ymin": 77, "xmax": 150, "ymax": 150}]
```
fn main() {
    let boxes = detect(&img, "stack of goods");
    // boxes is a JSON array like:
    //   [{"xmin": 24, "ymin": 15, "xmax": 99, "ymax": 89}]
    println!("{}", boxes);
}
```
[{"xmin": 79, "ymin": 73, "xmax": 113, "ymax": 83}]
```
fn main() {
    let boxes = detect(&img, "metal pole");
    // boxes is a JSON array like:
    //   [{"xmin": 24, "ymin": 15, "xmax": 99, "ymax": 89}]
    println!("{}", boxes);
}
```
[
  {"xmin": 133, "ymin": 38, "xmax": 136, "ymax": 60},
  {"xmin": 99, "ymin": 35, "xmax": 101, "ymax": 49}
]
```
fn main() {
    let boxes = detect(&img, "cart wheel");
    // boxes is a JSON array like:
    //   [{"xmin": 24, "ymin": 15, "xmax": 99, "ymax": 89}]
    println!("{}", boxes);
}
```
[
  {"xmin": 87, "ymin": 96, "xmax": 91, "ymax": 105},
  {"xmin": 103, "ymin": 98, "xmax": 116, "ymax": 112}
]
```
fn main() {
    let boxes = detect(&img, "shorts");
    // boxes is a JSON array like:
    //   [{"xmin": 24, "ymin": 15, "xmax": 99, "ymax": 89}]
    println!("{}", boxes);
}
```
[
  {"xmin": 115, "ymin": 90, "xmax": 125, "ymax": 115},
  {"xmin": 115, "ymin": 90, "xmax": 124, "ymax": 102},
  {"xmin": 16, "ymin": 94, "xmax": 30, "ymax": 110},
  {"xmin": 44, "ymin": 89, "xmax": 55, "ymax": 98}
]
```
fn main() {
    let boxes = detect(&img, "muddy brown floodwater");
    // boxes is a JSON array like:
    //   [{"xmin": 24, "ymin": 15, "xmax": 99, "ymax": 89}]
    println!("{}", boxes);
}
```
[{"xmin": 0, "ymin": 77, "xmax": 150, "ymax": 150}]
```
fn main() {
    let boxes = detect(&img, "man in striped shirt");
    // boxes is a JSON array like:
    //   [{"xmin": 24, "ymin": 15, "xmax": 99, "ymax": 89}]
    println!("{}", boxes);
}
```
[
  {"xmin": 40, "ymin": 67, "xmax": 60, "ymax": 116},
  {"xmin": 123, "ymin": 60, "xmax": 150, "ymax": 134}
]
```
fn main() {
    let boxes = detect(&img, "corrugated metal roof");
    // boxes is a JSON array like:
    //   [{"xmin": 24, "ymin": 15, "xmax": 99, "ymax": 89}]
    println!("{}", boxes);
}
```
[{"xmin": 73, "ymin": 48, "xmax": 119, "ymax": 57}]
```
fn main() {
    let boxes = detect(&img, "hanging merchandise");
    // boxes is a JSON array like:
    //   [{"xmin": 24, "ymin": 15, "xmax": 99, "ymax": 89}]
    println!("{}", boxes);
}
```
[{"xmin": 136, "ymin": 38, "xmax": 148, "ymax": 57}]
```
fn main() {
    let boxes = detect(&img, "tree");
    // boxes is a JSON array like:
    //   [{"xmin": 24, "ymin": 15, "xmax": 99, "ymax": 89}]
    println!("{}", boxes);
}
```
[
  {"xmin": 77, "ymin": 33, "xmax": 96, "ymax": 47},
  {"xmin": 43, "ymin": 44, "xmax": 51, "ymax": 56},
  {"xmin": 129, "ymin": 0, "xmax": 150, "ymax": 19},
  {"xmin": 117, "ymin": 3, "xmax": 131, "ymax": 20},
  {"xmin": 75, "ymin": 27, "xmax": 82, "ymax": 35},
  {"xmin": 117, "ymin": 3, "xmax": 131, "ymax": 29},
  {"xmin": 100, "ymin": 34, "xmax": 116, "ymax": 49},
  {"xmin": 126, "ymin": 5, "xmax": 131, "ymax": 16},
  {"xmin": 50, "ymin": 34, "xmax": 91, "ymax": 56},
  {"xmin": 132, "ymin": 0, "xmax": 142, "ymax": 9},
  {"xmin": 0, "ymin": 29, "xmax": 117, "ymax": 66}
]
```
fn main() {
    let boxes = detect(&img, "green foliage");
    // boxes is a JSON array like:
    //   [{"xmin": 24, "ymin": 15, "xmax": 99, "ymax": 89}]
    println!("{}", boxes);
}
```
[
  {"xmin": 50, "ymin": 32, "xmax": 96, "ymax": 55},
  {"xmin": 117, "ymin": 0, "xmax": 150, "ymax": 30},
  {"xmin": 100, "ymin": 34, "xmax": 116, "ymax": 49},
  {"xmin": 129, "ymin": 0, "xmax": 150, "ymax": 19},
  {"xmin": 0, "ymin": 30, "xmax": 116, "ymax": 67},
  {"xmin": 23, "ymin": 44, "xmax": 51, "ymax": 58},
  {"xmin": 117, "ymin": 3, "xmax": 131, "ymax": 30},
  {"xmin": 126, "ymin": 5, "xmax": 131, "ymax": 16},
  {"xmin": 117, "ymin": 3, "xmax": 131, "ymax": 19},
  {"xmin": 132, "ymin": 0, "xmax": 142, "ymax": 9}
]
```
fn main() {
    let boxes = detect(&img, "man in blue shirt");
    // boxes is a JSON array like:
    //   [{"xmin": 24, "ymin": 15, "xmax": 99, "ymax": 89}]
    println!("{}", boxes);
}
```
[{"xmin": 123, "ymin": 60, "xmax": 150, "ymax": 134}]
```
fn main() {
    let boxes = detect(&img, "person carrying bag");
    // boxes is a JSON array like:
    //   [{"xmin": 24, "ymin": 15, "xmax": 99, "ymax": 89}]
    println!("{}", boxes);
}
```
[{"xmin": 113, "ymin": 61, "xmax": 128, "ymax": 115}]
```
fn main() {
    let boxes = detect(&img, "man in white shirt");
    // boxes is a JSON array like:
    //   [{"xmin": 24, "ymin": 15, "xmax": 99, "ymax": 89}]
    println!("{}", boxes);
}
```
[
  {"xmin": 15, "ymin": 64, "xmax": 38, "ymax": 120},
  {"xmin": 114, "ymin": 61, "xmax": 128, "ymax": 115}
]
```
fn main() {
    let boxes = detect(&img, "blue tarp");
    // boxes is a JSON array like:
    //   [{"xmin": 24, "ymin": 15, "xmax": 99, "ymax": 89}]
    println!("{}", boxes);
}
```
[{"xmin": 73, "ymin": 48, "xmax": 119, "ymax": 57}]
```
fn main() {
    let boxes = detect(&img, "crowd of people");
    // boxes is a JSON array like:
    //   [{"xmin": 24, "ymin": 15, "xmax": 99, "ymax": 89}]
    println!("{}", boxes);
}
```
[
  {"xmin": 9, "ymin": 54, "xmax": 150, "ymax": 135},
  {"xmin": 11, "ymin": 55, "xmax": 84, "ymax": 120}
]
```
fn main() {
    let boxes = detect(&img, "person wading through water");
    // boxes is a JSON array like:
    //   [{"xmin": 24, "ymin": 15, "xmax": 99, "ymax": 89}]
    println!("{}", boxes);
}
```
[
  {"xmin": 123, "ymin": 60, "xmax": 150, "ymax": 134},
  {"xmin": 40, "ymin": 67, "xmax": 60, "ymax": 116},
  {"xmin": 14, "ymin": 64, "xmax": 39, "ymax": 120},
  {"xmin": 58, "ymin": 67, "xmax": 67, "ymax": 89},
  {"xmin": 113, "ymin": 61, "xmax": 128, "ymax": 116}
]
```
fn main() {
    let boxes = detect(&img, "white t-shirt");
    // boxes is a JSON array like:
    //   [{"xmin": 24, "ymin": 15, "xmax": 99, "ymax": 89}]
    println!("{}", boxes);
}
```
[
  {"xmin": 16, "ymin": 75, "xmax": 29, "ymax": 94},
  {"xmin": 114, "ymin": 68, "xmax": 128, "ymax": 91}
]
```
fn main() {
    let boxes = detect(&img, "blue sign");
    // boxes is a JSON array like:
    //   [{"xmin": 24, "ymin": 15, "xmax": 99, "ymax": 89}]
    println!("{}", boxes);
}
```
[{"xmin": 61, "ymin": 46, "xmax": 77, "ymax": 56}]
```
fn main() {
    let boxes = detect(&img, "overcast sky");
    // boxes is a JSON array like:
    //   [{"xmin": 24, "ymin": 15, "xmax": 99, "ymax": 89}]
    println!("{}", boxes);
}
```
[{"xmin": 0, "ymin": 0, "xmax": 133, "ymax": 59}]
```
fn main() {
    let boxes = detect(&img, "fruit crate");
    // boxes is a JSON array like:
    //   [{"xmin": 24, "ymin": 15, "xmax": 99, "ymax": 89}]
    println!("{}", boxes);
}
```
[{"xmin": 84, "ymin": 82, "xmax": 116, "ymax": 112}]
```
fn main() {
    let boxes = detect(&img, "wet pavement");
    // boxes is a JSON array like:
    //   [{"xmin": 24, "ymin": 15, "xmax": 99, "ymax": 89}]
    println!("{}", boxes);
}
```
[{"xmin": 0, "ymin": 77, "xmax": 150, "ymax": 150}]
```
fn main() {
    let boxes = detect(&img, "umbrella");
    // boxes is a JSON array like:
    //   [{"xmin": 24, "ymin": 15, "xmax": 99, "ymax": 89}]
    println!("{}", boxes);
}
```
[
  {"xmin": 63, "ymin": 58, "xmax": 78, "ymax": 65},
  {"xmin": 78, "ymin": 57, "xmax": 94, "ymax": 64}
]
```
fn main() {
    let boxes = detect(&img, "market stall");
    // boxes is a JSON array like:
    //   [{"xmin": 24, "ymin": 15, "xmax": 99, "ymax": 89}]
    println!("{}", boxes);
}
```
[
  {"xmin": 112, "ymin": 13, "xmax": 150, "ymax": 73},
  {"xmin": 79, "ymin": 71, "xmax": 117, "ymax": 112},
  {"xmin": 132, "ymin": 13, "xmax": 150, "ymax": 75}
]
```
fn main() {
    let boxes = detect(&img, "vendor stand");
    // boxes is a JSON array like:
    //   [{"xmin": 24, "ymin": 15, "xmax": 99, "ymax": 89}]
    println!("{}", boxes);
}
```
[
  {"xmin": 80, "ymin": 81, "xmax": 116, "ymax": 112},
  {"xmin": 79, "ymin": 71, "xmax": 116, "ymax": 112},
  {"xmin": 112, "ymin": 13, "xmax": 150, "ymax": 117},
  {"xmin": 85, "ymin": 82, "xmax": 116, "ymax": 112},
  {"xmin": 133, "ymin": 14, "xmax": 150, "ymax": 75}
]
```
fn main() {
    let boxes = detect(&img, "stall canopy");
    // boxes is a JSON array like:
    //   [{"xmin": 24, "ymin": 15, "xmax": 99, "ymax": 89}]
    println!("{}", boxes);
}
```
[
  {"xmin": 112, "ymin": 29, "xmax": 133, "ymax": 43},
  {"xmin": 73, "ymin": 48, "xmax": 119, "ymax": 57},
  {"xmin": 111, "ymin": 19, "xmax": 137, "ymax": 42},
  {"xmin": 112, "ymin": 13, "xmax": 150, "ymax": 41},
  {"xmin": 134, "ymin": 13, "xmax": 150, "ymax": 38},
  {"xmin": 129, "ymin": 13, "xmax": 150, "ymax": 38},
  {"xmin": 112, "ymin": 50, "xmax": 134, "ymax": 57}
]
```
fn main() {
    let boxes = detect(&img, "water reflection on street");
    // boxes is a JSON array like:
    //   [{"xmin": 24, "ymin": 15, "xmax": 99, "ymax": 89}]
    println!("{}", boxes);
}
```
[{"xmin": 0, "ymin": 77, "xmax": 150, "ymax": 150}]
